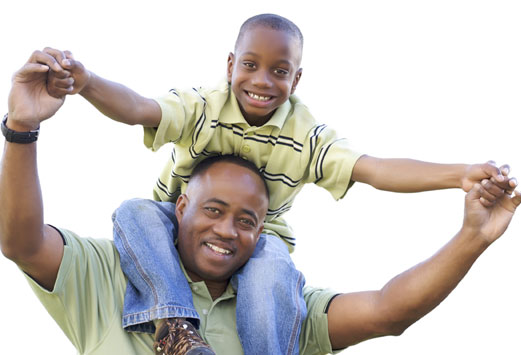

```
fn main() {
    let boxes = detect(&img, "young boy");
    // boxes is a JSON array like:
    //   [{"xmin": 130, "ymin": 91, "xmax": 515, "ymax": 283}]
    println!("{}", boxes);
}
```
[{"xmin": 45, "ymin": 14, "xmax": 513, "ymax": 355}]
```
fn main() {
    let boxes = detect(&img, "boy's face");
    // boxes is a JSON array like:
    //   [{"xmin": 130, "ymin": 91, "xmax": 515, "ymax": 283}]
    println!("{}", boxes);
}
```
[{"xmin": 227, "ymin": 25, "xmax": 303, "ymax": 126}]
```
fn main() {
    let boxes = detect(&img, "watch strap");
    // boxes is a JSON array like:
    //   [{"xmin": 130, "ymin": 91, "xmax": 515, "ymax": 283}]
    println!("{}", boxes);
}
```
[{"xmin": 1, "ymin": 114, "xmax": 40, "ymax": 144}]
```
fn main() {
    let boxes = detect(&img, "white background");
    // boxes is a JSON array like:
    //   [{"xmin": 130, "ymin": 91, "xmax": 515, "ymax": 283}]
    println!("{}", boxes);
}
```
[{"xmin": 1, "ymin": 1, "xmax": 520, "ymax": 354}]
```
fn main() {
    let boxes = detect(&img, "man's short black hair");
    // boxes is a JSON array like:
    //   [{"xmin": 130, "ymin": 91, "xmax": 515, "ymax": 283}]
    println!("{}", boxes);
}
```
[
  {"xmin": 235, "ymin": 13, "xmax": 303, "ymax": 54},
  {"xmin": 190, "ymin": 155, "xmax": 269, "ymax": 200}
]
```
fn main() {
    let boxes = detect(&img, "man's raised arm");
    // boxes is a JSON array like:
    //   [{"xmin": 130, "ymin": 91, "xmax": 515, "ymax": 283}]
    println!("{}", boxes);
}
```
[
  {"xmin": 327, "ymin": 182, "xmax": 520, "ymax": 350},
  {"xmin": 0, "ymin": 50, "xmax": 67, "ymax": 290}
]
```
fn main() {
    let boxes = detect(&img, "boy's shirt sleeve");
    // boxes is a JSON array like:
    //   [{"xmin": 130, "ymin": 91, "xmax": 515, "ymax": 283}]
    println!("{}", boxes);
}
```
[
  {"xmin": 304, "ymin": 124, "xmax": 364, "ymax": 200},
  {"xmin": 143, "ymin": 88, "xmax": 209, "ymax": 152}
]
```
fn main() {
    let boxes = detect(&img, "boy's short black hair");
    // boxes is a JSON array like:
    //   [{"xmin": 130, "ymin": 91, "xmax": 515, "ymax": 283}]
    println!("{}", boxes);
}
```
[
  {"xmin": 190, "ymin": 155, "xmax": 269, "ymax": 200},
  {"xmin": 235, "ymin": 13, "xmax": 303, "ymax": 54}
]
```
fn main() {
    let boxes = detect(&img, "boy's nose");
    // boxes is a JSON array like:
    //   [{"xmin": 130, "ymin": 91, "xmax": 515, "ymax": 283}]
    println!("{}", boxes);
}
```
[{"xmin": 251, "ymin": 70, "xmax": 272, "ymax": 89}]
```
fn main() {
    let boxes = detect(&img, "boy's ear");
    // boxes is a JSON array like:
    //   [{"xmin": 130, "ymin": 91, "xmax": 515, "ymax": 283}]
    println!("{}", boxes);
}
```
[
  {"xmin": 227, "ymin": 52, "xmax": 235, "ymax": 84},
  {"xmin": 291, "ymin": 68, "xmax": 303, "ymax": 94}
]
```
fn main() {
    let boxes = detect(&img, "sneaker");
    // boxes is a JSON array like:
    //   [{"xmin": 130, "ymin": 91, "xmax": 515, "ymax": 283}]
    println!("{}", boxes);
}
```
[{"xmin": 154, "ymin": 318, "xmax": 216, "ymax": 355}]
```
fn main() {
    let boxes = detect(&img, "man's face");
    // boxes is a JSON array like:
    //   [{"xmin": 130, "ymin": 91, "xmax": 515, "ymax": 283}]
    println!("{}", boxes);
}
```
[
  {"xmin": 175, "ymin": 162, "xmax": 268, "ymax": 283},
  {"xmin": 227, "ymin": 25, "xmax": 303, "ymax": 126}
]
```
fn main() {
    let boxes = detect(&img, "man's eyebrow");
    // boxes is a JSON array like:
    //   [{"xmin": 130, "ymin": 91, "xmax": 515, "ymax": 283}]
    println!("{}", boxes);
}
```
[{"xmin": 205, "ymin": 198, "xmax": 259, "ymax": 224}]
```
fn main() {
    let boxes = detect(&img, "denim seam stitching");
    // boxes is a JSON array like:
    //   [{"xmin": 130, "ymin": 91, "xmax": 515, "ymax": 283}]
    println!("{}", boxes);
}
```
[
  {"xmin": 287, "ymin": 272, "xmax": 304, "ymax": 355},
  {"xmin": 114, "ymin": 220, "xmax": 159, "ymax": 305}
]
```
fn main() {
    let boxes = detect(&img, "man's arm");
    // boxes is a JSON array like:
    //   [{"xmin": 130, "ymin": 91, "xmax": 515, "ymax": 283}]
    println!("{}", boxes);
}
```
[
  {"xmin": 326, "ymin": 183, "xmax": 520, "ymax": 350},
  {"xmin": 44, "ymin": 47, "xmax": 161, "ymax": 127},
  {"xmin": 0, "ymin": 50, "xmax": 66, "ymax": 291},
  {"xmin": 352, "ymin": 155, "xmax": 516, "ymax": 200}
]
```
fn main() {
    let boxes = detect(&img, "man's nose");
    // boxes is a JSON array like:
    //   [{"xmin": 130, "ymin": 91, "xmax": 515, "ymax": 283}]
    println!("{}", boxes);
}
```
[
  {"xmin": 252, "ymin": 69, "xmax": 272, "ymax": 89},
  {"xmin": 213, "ymin": 216, "xmax": 238, "ymax": 240}
]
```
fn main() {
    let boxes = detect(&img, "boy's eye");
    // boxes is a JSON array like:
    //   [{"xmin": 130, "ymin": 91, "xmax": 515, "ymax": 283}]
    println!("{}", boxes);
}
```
[
  {"xmin": 274, "ymin": 68, "xmax": 289, "ymax": 75},
  {"xmin": 243, "ymin": 62, "xmax": 255, "ymax": 69}
]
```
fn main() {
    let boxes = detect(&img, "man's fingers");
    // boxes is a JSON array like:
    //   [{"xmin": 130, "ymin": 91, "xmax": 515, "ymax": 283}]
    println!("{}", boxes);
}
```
[
  {"xmin": 512, "ymin": 190, "xmax": 521, "ymax": 208},
  {"xmin": 477, "ymin": 181, "xmax": 501, "ymax": 204},
  {"xmin": 28, "ymin": 50, "xmax": 63, "ymax": 72},
  {"xmin": 43, "ymin": 47, "xmax": 72, "ymax": 69},
  {"xmin": 480, "ymin": 179, "xmax": 505, "ymax": 198}
]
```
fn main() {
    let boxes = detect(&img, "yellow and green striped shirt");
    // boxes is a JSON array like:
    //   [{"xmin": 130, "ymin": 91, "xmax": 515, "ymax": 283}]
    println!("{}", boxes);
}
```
[{"xmin": 145, "ymin": 81, "xmax": 362, "ymax": 251}]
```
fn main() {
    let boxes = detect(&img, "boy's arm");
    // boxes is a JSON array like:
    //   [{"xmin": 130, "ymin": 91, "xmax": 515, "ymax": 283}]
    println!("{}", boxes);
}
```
[
  {"xmin": 44, "ymin": 47, "xmax": 161, "ymax": 127},
  {"xmin": 327, "ymin": 185, "xmax": 520, "ymax": 350},
  {"xmin": 352, "ymin": 155, "xmax": 516, "ymax": 198}
]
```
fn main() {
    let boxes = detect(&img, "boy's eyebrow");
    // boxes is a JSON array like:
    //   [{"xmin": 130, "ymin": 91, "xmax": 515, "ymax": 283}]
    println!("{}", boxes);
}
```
[
  {"xmin": 205, "ymin": 198, "xmax": 259, "ymax": 224},
  {"xmin": 241, "ymin": 52, "xmax": 292, "ymax": 65}
]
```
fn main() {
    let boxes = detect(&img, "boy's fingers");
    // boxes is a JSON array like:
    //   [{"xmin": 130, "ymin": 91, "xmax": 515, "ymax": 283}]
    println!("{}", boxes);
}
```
[
  {"xmin": 482, "ymin": 161, "xmax": 504, "ymax": 182},
  {"xmin": 51, "ymin": 77, "xmax": 74, "ymax": 89},
  {"xmin": 64, "ymin": 50, "xmax": 74, "ymax": 60},
  {"xmin": 481, "ymin": 179, "xmax": 505, "ymax": 198},
  {"xmin": 498, "ymin": 164, "xmax": 511, "ymax": 176}
]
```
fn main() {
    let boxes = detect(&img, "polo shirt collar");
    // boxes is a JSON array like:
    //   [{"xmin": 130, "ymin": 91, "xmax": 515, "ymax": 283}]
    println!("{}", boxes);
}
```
[{"xmin": 220, "ymin": 86, "xmax": 290, "ymax": 130}]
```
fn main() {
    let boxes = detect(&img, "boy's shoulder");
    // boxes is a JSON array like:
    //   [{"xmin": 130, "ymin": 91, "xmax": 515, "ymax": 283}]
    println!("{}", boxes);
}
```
[{"xmin": 282, "ymin": 95, "xmax": 322, "ymax": 130}]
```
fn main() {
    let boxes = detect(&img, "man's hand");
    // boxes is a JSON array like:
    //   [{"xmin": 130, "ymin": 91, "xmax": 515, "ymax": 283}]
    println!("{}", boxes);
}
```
[
  {"xmin": 44, "ymin": 47, "xmax": 91, "ymax": 98},
  {"xmin": 7, "ymin": 50, "xmax": 68, "ymax": 130},
  {"xmin": 463, "ymin": 183, "xmax": 521, "ymax": 244}
]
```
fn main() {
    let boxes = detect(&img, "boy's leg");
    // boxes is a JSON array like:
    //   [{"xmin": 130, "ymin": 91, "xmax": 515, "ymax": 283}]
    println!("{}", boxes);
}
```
[
  {"xmin": 233, "ymin": 234, "xmax": 307, "ymax": 355},
  {"xmin": 112, "ymin": 198, "xmax": 200, "ymax": 333}
]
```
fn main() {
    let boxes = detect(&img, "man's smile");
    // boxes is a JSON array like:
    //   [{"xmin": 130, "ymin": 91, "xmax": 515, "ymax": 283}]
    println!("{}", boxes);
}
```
[{"xmin": 204, "ymin": 241, "xmax": 233, "ymax": 256}]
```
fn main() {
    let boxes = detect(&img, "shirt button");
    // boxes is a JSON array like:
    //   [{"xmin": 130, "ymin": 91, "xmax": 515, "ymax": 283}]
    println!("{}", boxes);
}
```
[
  {"xmin": 202, "ymin": 309, "xmax": 208, "ymax": 315},
  {"xmin": 247, "ymin": 131, "xmax": 255, "ymax": 136},
  {"xmin": 242, "ymin": 145, "xmax": 251, "ymax": 153},
  {"xmin": 192, "ymin": 285, "xmax": 198, "ymax": 291}
]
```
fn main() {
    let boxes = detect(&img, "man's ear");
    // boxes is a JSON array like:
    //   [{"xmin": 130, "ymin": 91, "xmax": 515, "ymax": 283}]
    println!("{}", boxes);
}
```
[
  {"xmin": 291, "ymin": 68, "xmax": 303, "ymax": 94},
  {"xmin": 255, "ymin": 223, "xmax": 264, "ymax": 243},
  {"xmin": 227, "ymin": 52, "xmax": 235, "ymax": 84},
  {"xmin": 175, "ymin": 194, "xmax": 189, "ymax": 221}
]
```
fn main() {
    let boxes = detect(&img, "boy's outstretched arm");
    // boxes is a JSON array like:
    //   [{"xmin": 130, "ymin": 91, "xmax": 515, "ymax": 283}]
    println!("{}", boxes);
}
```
[
  {"xmin": 326, "ymin": 185, "xmax": 520, "ymax": 350},
  {"xmin": 44, "ymin": 47, "xmax": 161, "ymax": 127},
  {"xmin": 352, "ymin": 155, "xmax": 516, "ymax": 199}
]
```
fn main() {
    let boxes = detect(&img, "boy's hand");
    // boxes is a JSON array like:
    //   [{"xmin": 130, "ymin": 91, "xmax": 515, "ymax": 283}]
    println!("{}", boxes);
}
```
[
  {"xmin": 43, "ymin": 47, "xmax": 91, "ymax": 98},
  {"xmin": 461, "ymin": 162, "xmax": 516, "ymax": 197}
]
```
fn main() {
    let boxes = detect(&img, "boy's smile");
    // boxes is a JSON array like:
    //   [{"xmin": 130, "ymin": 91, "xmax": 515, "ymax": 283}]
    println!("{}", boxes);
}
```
[{"xmin": 227, "ymin": 25, "xmax": 302, "ymax": 127}]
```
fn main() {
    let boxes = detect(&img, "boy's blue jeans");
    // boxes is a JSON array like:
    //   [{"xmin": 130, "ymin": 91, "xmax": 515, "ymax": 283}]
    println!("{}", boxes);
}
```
[{"xmin": 112, "ymin": 199, "xmax": 307, "ymax": 355}]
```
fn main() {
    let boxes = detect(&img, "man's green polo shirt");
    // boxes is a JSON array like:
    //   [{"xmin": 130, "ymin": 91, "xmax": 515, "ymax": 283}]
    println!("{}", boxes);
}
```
[{"xmin": 24, "ymin": 229, "xmax": 338, "ymax": 354}]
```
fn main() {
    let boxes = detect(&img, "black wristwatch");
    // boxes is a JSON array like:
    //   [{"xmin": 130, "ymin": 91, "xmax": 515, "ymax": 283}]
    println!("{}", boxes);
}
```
[{"xmin": 1, "ymin": 114, "xmax": 40, "ymax": 143}]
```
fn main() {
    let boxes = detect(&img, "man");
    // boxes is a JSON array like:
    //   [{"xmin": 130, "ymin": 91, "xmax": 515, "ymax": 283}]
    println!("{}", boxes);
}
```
[{"xmin": 1, "ymin": 51, "xmax": 520, "ymax": 355}]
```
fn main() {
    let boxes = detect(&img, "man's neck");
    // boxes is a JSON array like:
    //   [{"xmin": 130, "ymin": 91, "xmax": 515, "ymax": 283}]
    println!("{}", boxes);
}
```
[{"xmin": 186, "ymin": 270, "xmax": 228, "ymax": 300}]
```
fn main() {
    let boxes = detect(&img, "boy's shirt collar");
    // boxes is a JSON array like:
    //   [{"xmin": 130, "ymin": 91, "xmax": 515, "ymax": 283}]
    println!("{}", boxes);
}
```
[{"xmin": 219, "ymin": 83, "xmax": 290, "ymax": 130}]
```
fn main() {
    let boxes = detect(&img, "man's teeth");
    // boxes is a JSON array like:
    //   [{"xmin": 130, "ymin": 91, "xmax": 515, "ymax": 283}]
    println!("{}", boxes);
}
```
[
  {"xmin": 205, "ymin": 242, "xmax": 231, "ymax": 255},
  {"xmin": 248, "ymin": 92, "xmax": 270, "ymax": 101}
]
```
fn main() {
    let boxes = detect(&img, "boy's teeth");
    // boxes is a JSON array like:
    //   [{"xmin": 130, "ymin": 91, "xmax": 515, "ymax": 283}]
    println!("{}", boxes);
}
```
[
  {"xmin": 205, "ymin": 242, "xmax": 231, "ymax": 255},
  {"xmin": 248, "ymin": 92, "xmax": 270, "ymax": 101}
]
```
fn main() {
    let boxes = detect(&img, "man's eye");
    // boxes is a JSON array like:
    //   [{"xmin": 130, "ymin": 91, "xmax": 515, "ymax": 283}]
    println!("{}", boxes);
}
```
[
  {"xmin": 239, "ymin": 218, "xmax": 255, "ymax": 227},
  {"xmin": 205, "ymin": 207, "xmax": 220, "ymax": 214}
]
